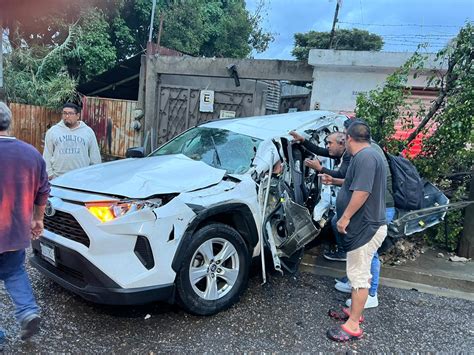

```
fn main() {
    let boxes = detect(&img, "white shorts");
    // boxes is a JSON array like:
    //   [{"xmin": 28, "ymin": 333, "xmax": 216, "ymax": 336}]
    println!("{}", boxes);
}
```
[{"xmin": 346, "ymin": 225, "xmax": 387, "ymax": 290}]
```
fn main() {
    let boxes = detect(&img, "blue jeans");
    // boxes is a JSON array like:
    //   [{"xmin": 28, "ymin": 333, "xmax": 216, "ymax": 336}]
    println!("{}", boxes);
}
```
[
  {"xmin": 0, "ymin": 250, "xmax": 39, "ymax": 331},
  {"xmin": 369, "ymin": 207, "xmax": 396, "ymax": 296},
  {"xmin": 331, "ymin": 213, "xmax": 345, "ymax": 253}
]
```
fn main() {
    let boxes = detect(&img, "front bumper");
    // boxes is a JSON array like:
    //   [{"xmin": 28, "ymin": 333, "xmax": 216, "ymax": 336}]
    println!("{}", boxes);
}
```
[{"xmin": 31, "ymin": 239, "xmax": 175, "ymax": 305}]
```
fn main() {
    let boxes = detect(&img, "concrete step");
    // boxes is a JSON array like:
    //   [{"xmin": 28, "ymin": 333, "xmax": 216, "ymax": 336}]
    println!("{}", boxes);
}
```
[{"xmin": 301, "ymin": 248, "xmax": 474, "ymax": 300}]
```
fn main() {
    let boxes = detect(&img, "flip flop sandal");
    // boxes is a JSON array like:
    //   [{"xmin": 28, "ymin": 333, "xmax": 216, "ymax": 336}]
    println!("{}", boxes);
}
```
[
  {"xmin": 328, "ymin": 307, "xmax": 364, "ymax": 323},
  {"xmin": 327, "ymin": 325, "xmax": 364, "ymax": 342}
]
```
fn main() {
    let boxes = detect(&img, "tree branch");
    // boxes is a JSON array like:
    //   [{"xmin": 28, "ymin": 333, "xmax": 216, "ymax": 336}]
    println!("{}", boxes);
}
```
[{"xmin": 405, "ymin": 55, "xmax": 457, "ymax": 145}]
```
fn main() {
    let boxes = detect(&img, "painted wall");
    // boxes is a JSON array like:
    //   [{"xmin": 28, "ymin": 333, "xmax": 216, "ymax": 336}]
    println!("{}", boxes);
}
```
[{"xmin": 308, "ymin": 49, "xmax": 446, "ymax": 112}]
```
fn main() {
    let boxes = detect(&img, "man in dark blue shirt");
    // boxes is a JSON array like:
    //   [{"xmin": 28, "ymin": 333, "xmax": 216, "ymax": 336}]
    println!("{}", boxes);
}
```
[{"xmin": 0, "ymin": 102, "xmax": 50, "ymax": 348}]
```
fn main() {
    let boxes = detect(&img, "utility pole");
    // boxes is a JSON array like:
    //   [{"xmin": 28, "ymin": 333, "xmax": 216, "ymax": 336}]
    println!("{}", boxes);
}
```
[{"xmin": 328, "ymin": 0, "xmax": 341, "ymax": 49}]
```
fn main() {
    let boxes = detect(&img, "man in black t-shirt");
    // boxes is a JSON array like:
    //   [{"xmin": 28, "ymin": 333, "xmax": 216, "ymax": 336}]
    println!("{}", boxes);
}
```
[{"xmin": 326, "ymin": 122, "xmax": 387, "ymax": 342}]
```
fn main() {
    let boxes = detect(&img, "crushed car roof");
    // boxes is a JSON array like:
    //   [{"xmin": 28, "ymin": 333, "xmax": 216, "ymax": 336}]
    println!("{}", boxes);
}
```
[{"xmin": 202, "ymin": 110, "xmax": 347, "ymax": 140}]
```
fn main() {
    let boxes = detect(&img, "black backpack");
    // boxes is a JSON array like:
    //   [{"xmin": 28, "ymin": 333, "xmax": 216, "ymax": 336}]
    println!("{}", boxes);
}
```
[{"xmin": 385, "ymin": 153, "xmax": 424, "ymax": 210}]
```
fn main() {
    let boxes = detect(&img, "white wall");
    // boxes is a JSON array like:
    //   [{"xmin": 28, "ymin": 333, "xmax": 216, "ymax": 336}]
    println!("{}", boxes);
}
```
[{"xmin": 308, "ymin": 49, "xmax": 446, "ymax": 112}]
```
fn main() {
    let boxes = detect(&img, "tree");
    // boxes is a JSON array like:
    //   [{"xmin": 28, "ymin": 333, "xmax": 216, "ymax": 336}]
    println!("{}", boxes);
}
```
[
  {"xmin": 113, "ymin": 0, "xmax": 273, "ymax": 60},
  {"xmin": 355, "ymin": 23, "xmax": 474, "ymax": 252},
  {"xmin": 64, "ymin": 8, "xmax": 117, "ymax": 82},
  {"xmin": 292, "ymin": 28, "xmax": 384, "ymax": 61}
]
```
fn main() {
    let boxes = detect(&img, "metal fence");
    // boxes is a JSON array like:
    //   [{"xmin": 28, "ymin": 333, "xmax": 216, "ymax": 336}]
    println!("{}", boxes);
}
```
[
  {"xmin": 9, "ymin": 103, "xmax": 61, "ymax": 153},
  {"xmin": 81, "ymin": 96, "xmax": 141, "ymax": 159},
  {"xmin": 8, "ymin": 98, "xmax": 141, "ymax": 158}
]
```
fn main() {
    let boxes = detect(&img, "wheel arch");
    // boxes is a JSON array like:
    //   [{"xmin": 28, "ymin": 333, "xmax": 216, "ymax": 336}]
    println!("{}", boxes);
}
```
[{"xmin": 171, "ymin": 203, "xmax": 259, "ymax": 273}]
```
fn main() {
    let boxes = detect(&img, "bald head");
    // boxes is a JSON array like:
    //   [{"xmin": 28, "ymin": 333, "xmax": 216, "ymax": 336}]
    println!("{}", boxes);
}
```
[{"xmin": 0, "ymin": 102, "xmax": 12, "ymax": 132}]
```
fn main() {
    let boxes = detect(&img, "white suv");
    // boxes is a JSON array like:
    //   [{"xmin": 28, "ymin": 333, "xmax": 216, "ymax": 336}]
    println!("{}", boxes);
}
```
[{"xmin": 30, "ymin": 111, "xmax": 349, "ymax": 315}]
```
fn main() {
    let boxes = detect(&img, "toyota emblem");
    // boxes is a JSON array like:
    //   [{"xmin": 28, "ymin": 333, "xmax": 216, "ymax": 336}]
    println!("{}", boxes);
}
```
[{"xmin": 45, "ymin": 199, "xmax": 56, "ymax": 217}]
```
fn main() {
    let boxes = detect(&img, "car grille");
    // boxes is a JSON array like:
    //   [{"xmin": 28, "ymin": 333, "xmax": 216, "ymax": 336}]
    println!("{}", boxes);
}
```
[{"xmin": 44, "ymin": 211, "xmax": 91, "ymax": 247}]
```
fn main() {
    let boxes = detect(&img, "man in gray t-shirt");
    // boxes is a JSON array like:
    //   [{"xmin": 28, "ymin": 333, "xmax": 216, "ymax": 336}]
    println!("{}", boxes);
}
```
[{"xmin": 327, "ymin": 122, "xmax": 388, "ymax": 342}]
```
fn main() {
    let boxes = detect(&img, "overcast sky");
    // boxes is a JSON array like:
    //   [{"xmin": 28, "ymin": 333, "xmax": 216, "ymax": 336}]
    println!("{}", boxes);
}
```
[{"xmin": 246, "ymin": 0, "xmax": 474, "ymax": 59}]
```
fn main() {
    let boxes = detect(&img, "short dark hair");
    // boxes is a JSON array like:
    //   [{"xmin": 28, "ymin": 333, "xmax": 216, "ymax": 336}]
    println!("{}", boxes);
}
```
[
  {"xmin": 343, "ymin": 118, "xmax": 353, "ymax": 130},
  {"xmin": 63, "ymin": 102, "xmax": 81, "ymax": 114},
  {"xmin": 0, "ymin": 102, "xmax": 12, "ymax": 131},
  {"xmin": 346, "ymin": 121, "xmax": 371, "ymax": 143}
]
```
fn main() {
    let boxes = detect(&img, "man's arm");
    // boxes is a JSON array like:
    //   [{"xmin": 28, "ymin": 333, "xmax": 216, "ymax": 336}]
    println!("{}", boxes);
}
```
[
  {"xmin": 31, "ymin": 204, "xmax": 46, "ymax": 239},
  {"xmin": 42, "ymin": 130, "xmax": 55, "ymax": 179},
  {"xmin": 289, "ymin": 131, "xmax": 333, "ymax": 158},
  {"xmin": 319, "ymin": 173, "xmax": 344, "ymax": 186},
  {"xmin": 89, "ymin": 131, "xmax": 102, "ymax": 165},
  {"xmin": 337, "ymin": 191, "xmax": 370, "ymax": 234},
  {"xmin": 32, "ymin": 158, "xmax": 51, "ymax": 239}
]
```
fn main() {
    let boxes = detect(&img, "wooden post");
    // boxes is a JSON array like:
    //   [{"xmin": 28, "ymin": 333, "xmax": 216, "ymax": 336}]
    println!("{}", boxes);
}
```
[{"xmin": 458, "ymin": 172, "xmax": 474, "ymax": 258}]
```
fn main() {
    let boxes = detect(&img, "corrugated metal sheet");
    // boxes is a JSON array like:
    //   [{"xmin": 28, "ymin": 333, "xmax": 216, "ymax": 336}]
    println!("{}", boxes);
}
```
[
  {"xmin": 262, "ymin": 80, "xmax": 281, "ymax": 112},
  {"xmin": 81, "ymin": 96, "xmax": 142, "ymax": 158},
  {"xmin": 9, "ymin": 103, "xmax": 60, "ymax": 152}
]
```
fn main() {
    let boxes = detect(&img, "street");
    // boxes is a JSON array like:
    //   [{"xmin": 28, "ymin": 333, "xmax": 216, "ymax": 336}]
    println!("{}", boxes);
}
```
[{"xmin": 1, "ymin": 255, "xmax": 473, "ymax": 353}]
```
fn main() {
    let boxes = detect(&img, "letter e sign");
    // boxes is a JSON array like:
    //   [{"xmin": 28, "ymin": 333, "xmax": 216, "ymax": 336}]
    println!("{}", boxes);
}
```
[{"xmin": 199, "ymin": 90, "xmax": 215, "ymax": 112}]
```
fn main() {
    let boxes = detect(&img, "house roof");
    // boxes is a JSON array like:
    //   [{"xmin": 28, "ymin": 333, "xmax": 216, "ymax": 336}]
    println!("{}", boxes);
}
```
[{"xmin": 77, "ymin": 47, "xmax": 184, "ymax": 100}]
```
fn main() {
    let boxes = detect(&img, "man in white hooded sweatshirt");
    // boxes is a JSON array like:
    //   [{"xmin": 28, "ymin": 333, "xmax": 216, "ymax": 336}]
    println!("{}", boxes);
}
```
[{"xmin": 43, "ymin": 103, "xmax": 101, "ymax": 179}]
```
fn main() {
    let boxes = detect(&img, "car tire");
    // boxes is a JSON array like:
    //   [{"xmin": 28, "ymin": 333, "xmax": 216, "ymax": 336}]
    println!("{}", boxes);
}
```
[{"xmin": 176, "ymin": 223, "xmax": 251, "ymax": 316}]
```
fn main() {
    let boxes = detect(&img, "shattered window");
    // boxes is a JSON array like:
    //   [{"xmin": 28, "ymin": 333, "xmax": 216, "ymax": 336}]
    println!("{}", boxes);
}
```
[{"xmin": 151, "ymin": 127, "xmax": 261, "ymax": 174}]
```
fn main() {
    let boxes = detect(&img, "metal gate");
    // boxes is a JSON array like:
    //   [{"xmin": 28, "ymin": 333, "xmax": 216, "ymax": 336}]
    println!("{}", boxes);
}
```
[{"xmin": 156, "ymin": 85, "xmax": 257, "ymax": 145}]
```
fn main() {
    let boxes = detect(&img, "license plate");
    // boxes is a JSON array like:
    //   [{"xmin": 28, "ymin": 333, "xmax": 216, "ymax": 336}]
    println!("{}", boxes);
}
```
[{"xmin": 40, "ymin": 242, "xmax": 56, "ymax": 265}]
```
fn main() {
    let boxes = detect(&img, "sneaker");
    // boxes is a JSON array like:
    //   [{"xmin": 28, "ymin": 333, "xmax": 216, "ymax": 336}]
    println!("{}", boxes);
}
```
[
  {"xmin": 335, "ymin": 280, "xmax": 352, "ymax": 293},
  {"xmin": 345, "ymin": 294, "xmax": 379, "ymax": 309},
  {"xmin": 20, "ymin": 314, "xmax": 41, "ymax": 341},
  {"xmin": 323, "ymin": 250, "xmax": 347, "ymax": 261},
  {"xmin": 0, "ymin": 329, "xmax": 5, "ymax": 351},
  {"xmin": 334, "ymin": 276, "xmax": 349, "ymax": 284}
]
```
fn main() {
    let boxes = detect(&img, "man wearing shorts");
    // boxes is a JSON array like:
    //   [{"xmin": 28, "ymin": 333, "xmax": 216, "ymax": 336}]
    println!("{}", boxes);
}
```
[{"xmin": 325, "ymin": 121, "xmax": 387, "ymax": 342}]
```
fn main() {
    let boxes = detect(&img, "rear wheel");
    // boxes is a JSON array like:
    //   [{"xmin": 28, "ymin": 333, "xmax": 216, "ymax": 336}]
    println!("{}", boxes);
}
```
[{"xmin": 176, "ymin": 223, "xmax": 251, "ymax": 316}]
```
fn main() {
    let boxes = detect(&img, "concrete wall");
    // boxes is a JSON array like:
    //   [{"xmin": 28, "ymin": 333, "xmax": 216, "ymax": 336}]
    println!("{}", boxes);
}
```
[{"xmin": 308, "ymin": 49, "xmax": 446, "ymax": 112}]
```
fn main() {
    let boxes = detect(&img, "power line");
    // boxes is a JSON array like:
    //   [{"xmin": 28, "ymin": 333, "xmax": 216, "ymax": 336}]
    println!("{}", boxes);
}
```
[{"xmin": 339, "ymin": 21, "xmax": 463, "ymax": 28}]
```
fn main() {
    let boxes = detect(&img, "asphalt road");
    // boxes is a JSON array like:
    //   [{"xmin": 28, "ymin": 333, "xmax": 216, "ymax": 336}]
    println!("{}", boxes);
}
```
[{"xmin": 1, "ymin": 258, "xmax": 473, "ymax": 353}]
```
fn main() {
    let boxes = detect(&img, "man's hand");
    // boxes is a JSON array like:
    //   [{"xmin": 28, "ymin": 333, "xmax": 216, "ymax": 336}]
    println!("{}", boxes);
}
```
[
  {"xmin": 31, "ymin": 219, "xmax": 44, "ymax": 240},
  {"xmin": 337, "ymin": 215, "xmax": 350, "ymax": 234},
  {"xmin": 319, "ymin": 173, "xmax": 333, "ymax": 185},
  {"xmin": 305, "ymin": 158, "xmax": 322, "ymax": 172},
  {"xmin": 289, "ymin": 131, "xmax": 305, "ymax": 143}
]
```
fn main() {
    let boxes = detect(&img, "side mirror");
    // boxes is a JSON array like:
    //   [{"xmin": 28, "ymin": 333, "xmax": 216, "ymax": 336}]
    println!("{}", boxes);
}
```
[{"xmin": 126, "ymin": 147, "xmax": 145, "ymax": 158}]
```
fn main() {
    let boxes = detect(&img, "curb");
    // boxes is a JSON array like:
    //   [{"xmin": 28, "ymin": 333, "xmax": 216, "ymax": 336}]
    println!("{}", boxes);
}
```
[{"xmin": 301, "ymin": 253, "xmax": 474, "ymax": 301}]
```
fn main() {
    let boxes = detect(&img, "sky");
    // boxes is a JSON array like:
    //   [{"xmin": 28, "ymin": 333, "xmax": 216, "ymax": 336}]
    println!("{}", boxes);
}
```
[{"xmin": 246, "ymin": 0, "xmax": 474, "ymax": 59}]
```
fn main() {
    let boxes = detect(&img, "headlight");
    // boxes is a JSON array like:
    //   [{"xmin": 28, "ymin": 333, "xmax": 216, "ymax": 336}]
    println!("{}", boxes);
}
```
[{"xmin": 86, "ymin": 200, "xmax": 161, "ymax": 223}]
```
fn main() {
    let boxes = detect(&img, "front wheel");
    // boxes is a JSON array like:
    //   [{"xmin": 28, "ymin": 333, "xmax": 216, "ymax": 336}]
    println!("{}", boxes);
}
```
[{"xmin": 176, "ymin": 223, "xmax": 251, "ymax": 316}]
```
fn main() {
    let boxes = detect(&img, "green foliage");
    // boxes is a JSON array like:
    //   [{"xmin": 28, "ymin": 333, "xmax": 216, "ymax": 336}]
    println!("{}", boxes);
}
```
[
  {"xmin": 355, "ymin": 23, "xmax": 474, "ymax": 251},
  {"xmin": 292, "ymin": 28, "xmax": 384, "ymax": 61},
  {"xmin": 4, "ymin": 45, "xmax": 79, "ymax": 109},
  {"xmin": 423, "ymin": 184, "xmax": 466, "ymax": 252},
  {"xmin": 355, "ymin": 51, "xmax": 426, "ymax": 152},
  {"xmin": 64, "ymin": 8, "xmax": 117, "ymax": 82}
]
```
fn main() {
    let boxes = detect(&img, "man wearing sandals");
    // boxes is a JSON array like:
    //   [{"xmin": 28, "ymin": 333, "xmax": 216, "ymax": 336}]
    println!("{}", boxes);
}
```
[{"xmin": 325, "ymin": 121, "xmax": 387, "ymax": 342}]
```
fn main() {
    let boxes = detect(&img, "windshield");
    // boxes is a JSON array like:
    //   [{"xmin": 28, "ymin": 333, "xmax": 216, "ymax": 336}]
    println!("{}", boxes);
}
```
[{"xmin": 150, "ymin": 127, "xmax": 262, "ymax": 174}]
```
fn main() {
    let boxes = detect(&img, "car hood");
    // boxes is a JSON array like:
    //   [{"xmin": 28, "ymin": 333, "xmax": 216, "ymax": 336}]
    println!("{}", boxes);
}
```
[{"xmin": 52, "ymin": 154, "xmax": 226, "ymax": 198}]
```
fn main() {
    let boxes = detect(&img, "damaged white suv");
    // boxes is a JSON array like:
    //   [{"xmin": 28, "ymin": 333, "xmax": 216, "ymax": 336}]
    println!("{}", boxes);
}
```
[{"xmin": 31, "ymin": 111, "xmax": 351, "ymax": 315}]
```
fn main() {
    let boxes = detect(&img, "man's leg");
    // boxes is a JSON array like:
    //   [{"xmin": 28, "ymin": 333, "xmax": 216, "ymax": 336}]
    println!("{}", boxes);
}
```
[
  {"xmin": 325, "ymin": 213, "xmax": 347, "ymax": 261},
  {"xmin": 344, "ymin": 288, "xmax": 368, "ymax": 333},
  {"xmin": 1, "ymin": 250, "xmax": 40, "ymax": 340},
  {"xmin": 367, "ymin": 208, "xmax": 395, "ymax": 298}
]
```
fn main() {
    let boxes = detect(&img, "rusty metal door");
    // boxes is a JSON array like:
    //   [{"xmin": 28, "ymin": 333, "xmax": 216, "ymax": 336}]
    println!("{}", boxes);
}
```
[{"xmin": 156, "ymin": 84, "xmax": 258, "ymax": 145}]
